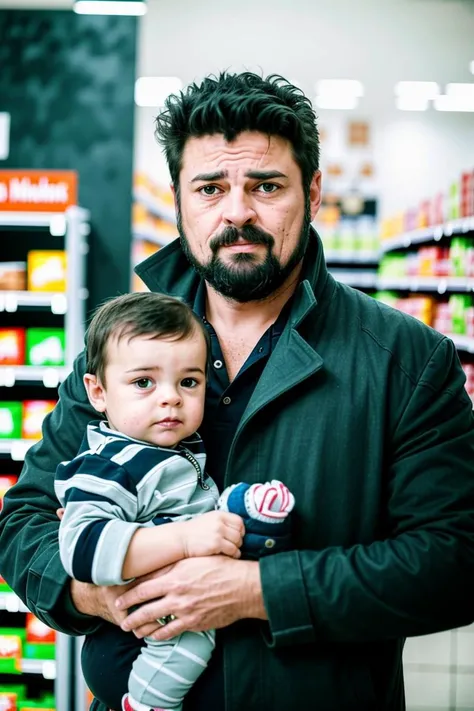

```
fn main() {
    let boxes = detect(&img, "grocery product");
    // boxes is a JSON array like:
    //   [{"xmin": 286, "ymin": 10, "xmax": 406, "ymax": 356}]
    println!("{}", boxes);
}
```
[
  {"xmin": 0, "ymin": 263, "xmax": 26, "ymax": 291},
  {"xmin": 0, "ymin": 330, "xmax": 25, "ymax": 366},
  {"xmin": 0, "ymin": 403, "xmax": 22, "ymax": 439},
  {"xmin": 21, "ymin": 402, "xmax": 56, "ymax": 440},
  {"xmin": 0, "ymin": 477, "xmax": 17, "ymax": 511},
  {"xmin": 25, "ymin": 329, "xmax": 65, "ymax": 367},
  {"xmin": 26, "ymin": 251, "xmax": 66, "ymax": 293}
]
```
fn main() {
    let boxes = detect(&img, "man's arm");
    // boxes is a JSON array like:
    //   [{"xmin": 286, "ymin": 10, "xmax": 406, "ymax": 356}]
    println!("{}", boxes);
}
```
[
  {"xmin": 259, "ymin": 337, "xmax": 474, "ymax": 647},
  {"xmin": 0, "ymin": 351, "xmax": 102, "ymax": 635}
]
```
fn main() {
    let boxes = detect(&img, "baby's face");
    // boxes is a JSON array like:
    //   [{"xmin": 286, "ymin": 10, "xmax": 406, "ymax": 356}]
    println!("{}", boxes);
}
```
[{"xmin": 95, "ymin": 330, "xmax": 207, "ymax": 448}]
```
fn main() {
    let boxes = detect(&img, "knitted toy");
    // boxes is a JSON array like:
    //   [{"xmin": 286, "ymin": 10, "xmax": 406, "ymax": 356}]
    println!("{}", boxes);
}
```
[{"xmin": 217, "ymin": 480, "xmax": 295, "ymax": 559}]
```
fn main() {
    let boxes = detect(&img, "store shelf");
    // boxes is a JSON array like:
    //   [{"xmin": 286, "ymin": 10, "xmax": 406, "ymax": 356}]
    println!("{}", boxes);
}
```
[
  {"xmin": 325, "ymin": 250, "xmax": 380, "ymax": 264},
  {"xmin": 446, "ymin": 335, "xmax": 474, "ymax": 354},
  {"xmin": 331, "ymin": 270, "xmax": 379, "ymax": 289},
  {"xmin": 21, "ymin": 659, "xmax": 56, "ymax": 679},
  {"xmin": 380, "ymin": 216, "xmax": 474, "ymax": 254},
  {"xmin": 0, "ymin": 365, "xmax": 71, "ymax": 387},
  {"xmin": 0, "ymin": 290, "xmax": 67, "ymax": 313},
  {"xmin": 132, "ymin": 227, "xmax": 177, "ymax": 247},
  {"xmin": 0, "ymin": 591, "xmax": 28, "ymax": 613},
  {"xmin": 0, "ymin": 212, "xmax": 65, "ymax": 229},
  {"xmin": 376, "ymin": 276, "xmax": 473, "ymax": 293},
  {"xmin": 0, "ymin": 439, "xmax": 39, "ymax": 460},
  {"xmin": 133, "ymin": 187, "xmax": 177, "ymax": 224}
]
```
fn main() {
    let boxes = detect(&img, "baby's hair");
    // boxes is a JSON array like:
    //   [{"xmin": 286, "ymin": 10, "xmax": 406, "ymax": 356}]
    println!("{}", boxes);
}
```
[{"xmin": 85, "ymin": 292, "xmax": 209, "ymax": 385}]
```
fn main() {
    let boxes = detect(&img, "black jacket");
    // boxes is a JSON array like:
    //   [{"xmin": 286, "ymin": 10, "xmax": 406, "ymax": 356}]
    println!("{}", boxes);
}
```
[{"xmin": 1, "ymin": 231, "xmax": 474, "ymax": 710}]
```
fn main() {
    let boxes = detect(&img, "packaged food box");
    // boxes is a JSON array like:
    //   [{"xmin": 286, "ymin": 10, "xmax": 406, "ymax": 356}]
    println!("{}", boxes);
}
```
[
  {"xmin": 25, "ymin": 615, "xmax": 55, "ymax": 645},
  {"xmin": 25, "ymin": 328, "xmax": 65, "ymax": 367},
  {"xmin": 0, "ymin": 476, "xmax": 17, "ymax": 511},
  {"xmin": 0, "ymin": 329, "xmax": 25, "ymax": 366},
  {"xmin": 0, "ymin": 686, "xmax": 27, "ymax": 711},
  {"xmin": 0, "ymin": 263, "xmax": 26, "ymax": 291},
  {"xmin": 27, "ymin": 251, "xmax": 66, "ymax": 292},
  {"xmin": 0, "ymin": 403, "xmax": 22, "ymax": 439},
  {"xmin": 0, "ymin": 630, "xmax": 23, "ymax": 674},
  {"xmin": 21, "ymin": 401, "xmax": 56, "ymax": 440}
]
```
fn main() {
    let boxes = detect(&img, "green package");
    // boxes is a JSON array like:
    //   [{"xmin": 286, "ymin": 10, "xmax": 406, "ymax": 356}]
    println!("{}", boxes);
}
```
[
  {"xmin": 25, "ymin": 328, "xmax": 65, "ymax": 367},
  {"xmin": 449, "ymin": 294, "xmax": 473, "ymax": 335},
  {"xmin": 0, "ymin": 402, "xmax": 22, "ymax": 439}
]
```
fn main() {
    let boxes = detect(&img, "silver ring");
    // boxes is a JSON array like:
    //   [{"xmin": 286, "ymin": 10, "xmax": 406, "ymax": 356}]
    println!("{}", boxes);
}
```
[{"xmin": 157, "ymin": 614, "xmax": 176, "ymax": 626}]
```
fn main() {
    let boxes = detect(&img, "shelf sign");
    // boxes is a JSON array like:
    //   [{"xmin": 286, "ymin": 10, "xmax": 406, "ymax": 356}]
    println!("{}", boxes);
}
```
[{"xmin": 0, "ymin": 170, "xmax": 77, "ymax": 212}]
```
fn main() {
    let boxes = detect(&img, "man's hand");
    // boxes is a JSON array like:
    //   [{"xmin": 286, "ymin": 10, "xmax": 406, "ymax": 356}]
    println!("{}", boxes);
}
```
[
  {"xmin": 115, "ymin": 556, "xmax": 268, "ymax": 642},
  {"xmin": 70, "ymin": 579, "xmax": 131, "ymax": 626}
]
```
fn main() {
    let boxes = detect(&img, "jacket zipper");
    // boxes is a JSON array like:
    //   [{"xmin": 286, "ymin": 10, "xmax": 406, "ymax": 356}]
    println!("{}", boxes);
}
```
[{"xmin": 180, "ymin": 447, "xmax": 210, "ymax": 490}]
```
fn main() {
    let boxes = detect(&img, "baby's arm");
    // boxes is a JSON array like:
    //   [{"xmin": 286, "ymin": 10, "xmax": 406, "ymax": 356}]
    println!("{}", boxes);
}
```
[{"xmin": 55, "ymin": 454, "xmax": 245, "ymax": 585}]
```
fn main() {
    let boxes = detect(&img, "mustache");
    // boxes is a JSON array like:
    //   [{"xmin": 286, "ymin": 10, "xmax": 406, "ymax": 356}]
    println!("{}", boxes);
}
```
[{"xmin": 209, "ymin": 226, "xmax": 274, "ymax": 254}]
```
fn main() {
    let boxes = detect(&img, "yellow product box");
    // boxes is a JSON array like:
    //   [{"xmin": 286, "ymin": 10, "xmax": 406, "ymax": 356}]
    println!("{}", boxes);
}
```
[{"xmin": 27, "ymin": 251, "xmax": 66, "ymax": 292}]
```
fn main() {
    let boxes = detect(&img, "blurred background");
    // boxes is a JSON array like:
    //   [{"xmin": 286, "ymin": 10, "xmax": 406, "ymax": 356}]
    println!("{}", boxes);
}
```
[{"xmin": 0, "ymin": 1, "xmax": 473, "ymax": 709}]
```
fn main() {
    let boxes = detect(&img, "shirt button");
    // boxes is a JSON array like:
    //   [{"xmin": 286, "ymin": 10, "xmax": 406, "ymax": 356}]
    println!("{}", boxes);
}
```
[
  {"xmin": 214, "ymin": 359, "xmax": 223, "ymax": 369},
  {"xmin": 222, "ymin": 396, "xmax": 232, "ymax": 405},
  {"xmin": 265, "ymin": 539, "xmax": 276, "ymax": 549}
]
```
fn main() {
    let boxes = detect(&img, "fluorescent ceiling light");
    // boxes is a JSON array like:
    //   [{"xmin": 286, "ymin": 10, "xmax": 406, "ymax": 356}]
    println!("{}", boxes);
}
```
[
  {"xmin": 315, "ymin": 80, "xmax": 364, "ymax": 98},
  {"xmin": 434, "ymin": 94, "xmax": 474, "ymax": 112},
  {"xmin": 396, "ymin": 96, "xmax": 429, "ymax": 111},
  {"xmin": 314, "ymin": 95, "xmax": 358, "ymax": 110},
  {"xmin": 74, "ymin": 1, "xmax": 146, "ymax": 15},
  {"xmin": 394, "ymin": 81, "xmax": 439, "ymax": 99},
  {"xmin": 445, "ymin": 82, "xmax": 474, "ymax": 99},
  {"xmin": 135, "ymin": 77, "xmax": 183, "ymax": 107}
]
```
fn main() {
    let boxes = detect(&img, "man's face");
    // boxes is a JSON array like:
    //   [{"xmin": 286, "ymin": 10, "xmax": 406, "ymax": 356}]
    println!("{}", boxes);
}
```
[{"xmin": 175, "ymin": 131, "xmax": 321, "ymax": 302}]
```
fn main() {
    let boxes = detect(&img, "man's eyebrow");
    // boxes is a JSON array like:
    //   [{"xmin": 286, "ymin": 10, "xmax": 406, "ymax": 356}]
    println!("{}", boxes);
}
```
[
  {"xmin": 191, "ymin": 171, "xmax": 228, "ymax": 183},
  {"xmin": 245, "ymin": 170, "xmax": 288, "ymax": 180},
  {"xmin": 190, "ymin": 169, "xmax": 288, "ymax": 183}
]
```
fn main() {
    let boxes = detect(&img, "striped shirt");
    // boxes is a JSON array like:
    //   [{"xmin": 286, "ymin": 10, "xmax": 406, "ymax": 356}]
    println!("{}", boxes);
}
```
[{"xmin": 55, "ymin": 420, "xmax": 219, "ymax": 586}]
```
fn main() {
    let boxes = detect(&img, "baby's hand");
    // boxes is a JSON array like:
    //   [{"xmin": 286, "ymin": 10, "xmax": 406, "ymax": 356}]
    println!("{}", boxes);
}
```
[{"xmin": 179, "ymin": 511, "xmax": 245, "ymax": 559}]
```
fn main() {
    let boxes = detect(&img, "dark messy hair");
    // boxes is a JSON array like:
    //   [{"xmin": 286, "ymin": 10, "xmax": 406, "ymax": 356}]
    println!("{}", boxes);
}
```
[
  {"xmin": 85, "ymin": 292, "xmax": 209, "ymax": 385},
  {"xmin": 155, "ymin": 72, "xmax": 320, "ymax": 197}
]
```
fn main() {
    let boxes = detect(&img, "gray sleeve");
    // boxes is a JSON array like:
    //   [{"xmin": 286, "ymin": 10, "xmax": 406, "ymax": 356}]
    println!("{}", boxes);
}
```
[{"xmin": 56, "ymin": 456, "xmax": 142, "ymax": 586}]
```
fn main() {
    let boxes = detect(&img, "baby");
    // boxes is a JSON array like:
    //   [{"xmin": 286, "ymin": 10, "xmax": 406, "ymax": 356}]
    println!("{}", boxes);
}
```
[{"xmin": 55, "ymin": 292, "xmax": 294, "ymax": 711}]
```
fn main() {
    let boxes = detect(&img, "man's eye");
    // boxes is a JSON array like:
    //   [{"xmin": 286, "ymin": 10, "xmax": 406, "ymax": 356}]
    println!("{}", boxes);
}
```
[
  {"xmin": 199, "ymin": 185, "xmax": 220, "ymax": 196},
  {"xmin": 134, "ymin": 378, "xmax": 152, "ymax": 389},
  {"xmin": 181, "ymin": 377, "xmax": 198, "ymax": 388},
  {"xmin": 256, "ymin": 183, "xmax": 279, "ymax": 194}
]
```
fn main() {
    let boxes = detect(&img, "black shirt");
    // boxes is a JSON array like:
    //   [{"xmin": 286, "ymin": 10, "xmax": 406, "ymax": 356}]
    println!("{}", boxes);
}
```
[{"xmin": 184, "ymin": 281, "xmax": 289, "ymax": 711}]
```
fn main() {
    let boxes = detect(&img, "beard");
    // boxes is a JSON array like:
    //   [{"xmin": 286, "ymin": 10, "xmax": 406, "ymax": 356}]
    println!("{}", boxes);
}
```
[{"xmin": 177, "ymin": 200, "xmax": 312, "ymax": 303}]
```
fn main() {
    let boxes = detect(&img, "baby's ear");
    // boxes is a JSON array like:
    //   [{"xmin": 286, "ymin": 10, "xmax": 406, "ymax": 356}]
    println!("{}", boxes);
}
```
[{"xmin": 83, "ymin": 373, "xmax": 107, "ymax": 413}]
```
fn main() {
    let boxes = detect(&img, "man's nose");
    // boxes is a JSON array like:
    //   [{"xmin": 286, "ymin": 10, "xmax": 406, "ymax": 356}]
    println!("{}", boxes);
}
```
[{"xmin": 221, "ymin": 189, "xmax": 257, "ymax": 228}]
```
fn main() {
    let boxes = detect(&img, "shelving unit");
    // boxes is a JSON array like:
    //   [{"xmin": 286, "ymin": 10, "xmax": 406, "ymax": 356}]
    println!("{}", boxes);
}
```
[
  {"xmin": 0, "ymin": 203, "xmax": 89, "ymax": 710},
  {"xmin": 380, "ymin": 216, "xmax": 474, "ymax": 254}
]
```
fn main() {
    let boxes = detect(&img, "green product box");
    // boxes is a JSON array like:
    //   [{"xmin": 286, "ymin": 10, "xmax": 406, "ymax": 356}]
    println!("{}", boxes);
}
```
[
  {"xmin": 379, "ymin": 254, "xmax": 407, "ymax": 278},
  {"xmin": 23, "ymin": 642, "xmax": 55, "ymax": 661},
  {"xmin": 0, "ymin": 402, "xmax": 22, "ymax": 439},
  {"xmin": 19, "ymin": 693, "xmax": 56, "ymax": 710},
  {"xmin": 450, "ymin": 238, "xmax": 469, "ymax": 277},
  {"xmin": 449, "ymin": 294, "xmax": 473, "ymax": 335},
  {"xmin": 25, "ymin": 328, "xmax": 65, "ymax": 367}
]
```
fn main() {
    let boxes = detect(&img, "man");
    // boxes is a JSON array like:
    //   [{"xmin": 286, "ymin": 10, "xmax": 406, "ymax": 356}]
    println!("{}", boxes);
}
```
[{"xmin": 1, "ymin": 72, "xmax": 474, "ymax": 711}]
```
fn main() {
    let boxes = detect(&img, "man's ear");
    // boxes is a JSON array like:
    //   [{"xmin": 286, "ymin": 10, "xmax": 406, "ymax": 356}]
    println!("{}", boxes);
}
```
[{"xmin": 83, "ymin": 373, "xmax": 107, "ymax": 413}]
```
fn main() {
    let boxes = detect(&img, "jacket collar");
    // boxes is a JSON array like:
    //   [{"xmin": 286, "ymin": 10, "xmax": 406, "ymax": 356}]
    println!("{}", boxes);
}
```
[{"xmin": 134, "ymin": 226, "xmax": 333, "ymax": 328}]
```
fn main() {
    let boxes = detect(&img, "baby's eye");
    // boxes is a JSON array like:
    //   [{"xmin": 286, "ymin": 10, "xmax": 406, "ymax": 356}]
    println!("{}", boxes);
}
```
[
  {"xmin": 134, "ymin": 378, "xmax": 153, "ymax": 389},
  {"xmin": 181, "ymin": 377, "xmax": 198, "ymax": 388}
]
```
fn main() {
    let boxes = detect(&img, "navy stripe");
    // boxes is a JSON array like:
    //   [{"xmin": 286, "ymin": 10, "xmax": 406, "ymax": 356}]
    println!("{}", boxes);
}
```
[
  {"xmin": 61, "ymin": 487, "xmax": 123, "ymax": 509},
  {"xmin": 121, "ymin": 447, "xmax": 179, "ymax": 485},
  {"xmin": 72, "ymin": 519, "xmax": 109, "ymax": 582},
  {"xmin": 59, "ymin": 456, "xmax": 135, "ymax": 495}
]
